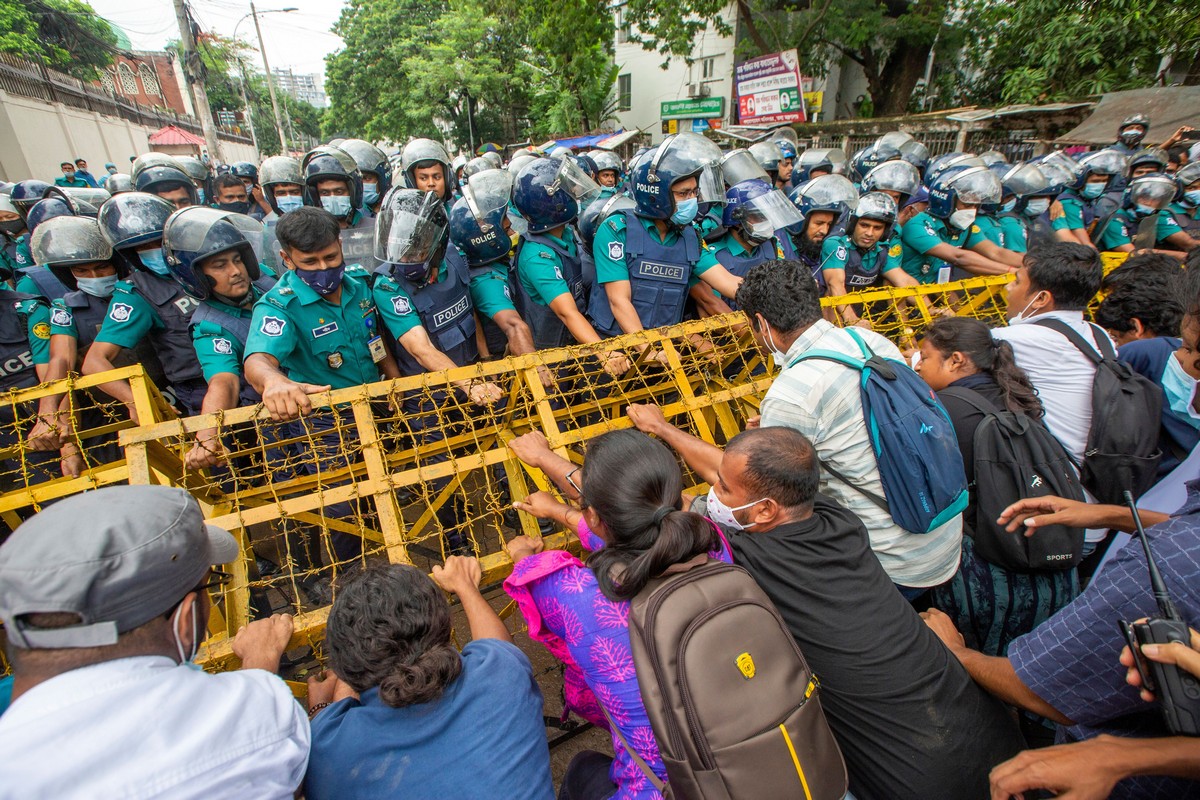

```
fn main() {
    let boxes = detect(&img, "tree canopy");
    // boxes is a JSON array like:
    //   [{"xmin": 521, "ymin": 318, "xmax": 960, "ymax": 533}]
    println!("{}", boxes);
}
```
[{"xmin": 0, "ymin": 0, "xmax": 117, "ymax": 81}]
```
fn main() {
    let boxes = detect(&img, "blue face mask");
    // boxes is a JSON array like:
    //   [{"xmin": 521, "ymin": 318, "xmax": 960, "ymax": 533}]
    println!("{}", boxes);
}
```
[
  {"xmin": 1134, "ymin": 204, "xmax": 1158, "ymax": 217},
  {"xmin": 77, "ymin": 273, "xmax": 118, "ymax": 298},
  {"xmin": 1163, "ymin": 355, "xmax": 1200, "ymax": 430},
  {"xmin": 1000, "ymin": 198, "xmax": 1017, "ymax": 214},
  {"xmin": 138, "ymin": 248, "xmax": 170, "ymax": 276},
  {"xmin": 296, "ymin": 263, "xmax": 345, "ymax": 295},
  {"xmin": 1081, "ymin": 183, "xmax": 1106, "ymax": 199},
  {"xmin": 275, "ymin": 195, "xmax": 304, "ymax": 214},
  {"xmin": 196, "ymin": 189, "xmax": 206, "ymax": 205},
  {"xmin": 1024, "ymin": 198, "xmax": 1051, "ymax": 217},
  {"xmin": 362, "ymin": 185, "xmax": 380, "ymax": 206},
  {"xmin": 670, "ymin": 197, "xmax": 699, "ymax": 226},
  {"xmin": 1185, "ymin": 189, "xmax": 1200, "ymax": 206},
  {"xmin": 321, "ymin": 195, "xmax": 352, "ymax": 217}
]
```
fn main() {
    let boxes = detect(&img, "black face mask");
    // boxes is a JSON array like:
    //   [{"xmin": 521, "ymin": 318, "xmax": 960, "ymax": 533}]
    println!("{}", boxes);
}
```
[
  {"xmin": 0, "ymin": 219, "xmax": 24, "ymax": 237},
  {"xmin": 217, "ymin": 201, "xmax": 251, "ymax": 215}
]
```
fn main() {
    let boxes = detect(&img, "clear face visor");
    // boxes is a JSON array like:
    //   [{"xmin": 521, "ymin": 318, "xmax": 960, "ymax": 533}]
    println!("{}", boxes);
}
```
[
  {"xmin": 402, "ymin": 140, "xmax": 450, "ymax": 172},
  {"xmin": 163, "ymin": 207, "xmax": 265, "ymax": 261},
  {"xmin": 1002, "ymin": 164, "xmax": 1049, "ymax": 197},
  {"xmin": 463, "ymin": 170, "xmax": 514, "ymax": 228},
  {"xmin": 950, "ymin": 168, "xmax": 1003, "ymax": 205},
  {"xmin": 801, "ymin": 175, "xmax": 860, "ymax": 211},
  {"xmin": 131, "ymin": 153, "xmax": 178, "ymax": 180},
  {"xmin": 721, "ymin": 150, "xmax": 771, "ymax": 187},
  {"xmin": 1039, "ymin": 152, "xmax": 1081, "ymax": 183},
  {"xmin": 864, "ymin": 161, "xmax": 921, "ymax": 195},
  {"xmin": 260, "ymin": 158, "xmax": 303, "ymax": 187},
  {"xmin": 58, "ymin": 187, "xmax": 111, "ymax": 208},
  {"xmin": 877, "ymin": 131, "xmax": 914, "ymax": 150},
  {"xmin": 898, "ymin": 140, "xmax": 929, "ymax": 164},
  {"xmin": 741, "ymin": 189, "xmax": 803, "ymax": 233},
  {"xmin": 697, "ymin": 164, "xmax": 724, "ymax": 205},
  {"xmin": 552, "ymin": 158, "xmax": 601, "ymax": 208},
  {"xmin": 32, "ymin": 218, "xmax": 114, "ymax": 265},
  {"xmin": 1130, "ymin": 179, "xmax": 1177, "ymax": 210},
  {"xmin": 1081, "ymin": 150, "xmax": 1129, "ymax": 177},
  {"xmin": 376, "ymin": 195, "xmax": 447, "ymax": 264}
]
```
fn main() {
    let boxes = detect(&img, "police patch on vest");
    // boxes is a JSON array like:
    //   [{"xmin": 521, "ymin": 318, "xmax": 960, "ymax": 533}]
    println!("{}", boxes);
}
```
[
  {"xmin": 212, "ymin": 337, "xmax": 234, "ymax": 355},
  {"xmin": 607, "ymin": 241, "xmax": 624, "ymax": 260},
  {"xmin": 553, "ymin": 266, "xmax": 564, "ymax": 281},
  {"xmin": 50, "ymin": 307, "xmax": 72, "ymax": 327},
  {"xmin": 311, "ymin": 321, "xmax": 339, "ymax": 338},
  {"xmin": 32, "ymin": 322, "xmax": 50, "ymax": 340},
  {"xmin": 632, "ymin": 260, "xmax": 686, "ymax": 282},
  {"xmin": 432, "ymin": 296, "xmax": 470, "ymax": 328},
  {"xmin": 260, "ymin": 315, "xmax": 287, "ymax": 337},
  {"xmin": 924, "ymin": 221, "xmax": 937, "ymax": 237},
  {"xmin": 835, "ymin": 245, "xmax": 847, "ymax": 262},
  {"xmin": 392, "ymin": 295, "xmax": 412, "ymax": 316},
  {"xmin": 109, "ymin": 302, "xmax": 134, "ymax": 322}
]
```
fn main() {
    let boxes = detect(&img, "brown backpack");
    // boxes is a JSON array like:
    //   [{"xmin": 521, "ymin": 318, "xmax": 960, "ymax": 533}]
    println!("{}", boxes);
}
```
[{"xmin": 620, "ymin": 556, "xmax": 848, "ymax": 800}]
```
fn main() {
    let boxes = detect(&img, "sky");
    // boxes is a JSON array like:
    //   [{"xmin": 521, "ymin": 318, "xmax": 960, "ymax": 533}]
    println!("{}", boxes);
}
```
[{"xmin": 86, "ymin": 0, "xmax": 345, "ymax": 81}]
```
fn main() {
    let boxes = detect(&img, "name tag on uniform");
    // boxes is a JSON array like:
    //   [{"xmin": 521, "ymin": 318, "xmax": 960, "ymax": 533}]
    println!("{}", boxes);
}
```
[
  {"xmin": 368, "ymin": 335, "xmax": 387, "ymax": 363},
  {"xmin": 312, "ymin": 321, "xmax": 339, "ymax": 338},
  {"xmin": 633, "ymin": 260, "xmax": 686, "ymax": 283},
  {"xmin": 937, "ymin": 266, "xmax": 952, "ymax": 283}
]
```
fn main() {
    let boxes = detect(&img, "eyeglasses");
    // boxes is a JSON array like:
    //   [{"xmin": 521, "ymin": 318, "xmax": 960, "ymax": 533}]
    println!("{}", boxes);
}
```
[
  {"xmin": 565, "ymin": 466, "xmax": 582, "ymax": 497},
  {"xmin": 671, "ymin": 187, "xmax": 700, "ymax": 200},
  {"xmin": 197, "ymin": 569, "xmax": 232, "ymax": 592}
]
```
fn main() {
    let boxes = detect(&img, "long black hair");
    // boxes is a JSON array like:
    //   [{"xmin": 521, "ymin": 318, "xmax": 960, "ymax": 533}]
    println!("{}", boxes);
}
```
[
  {"xmin": 582, "ymin": 430, "xmax": 717, "ymax": 601},
  {"xmin": 925, "ymin": 316, "xmax": 1044, "ymax": 420}
]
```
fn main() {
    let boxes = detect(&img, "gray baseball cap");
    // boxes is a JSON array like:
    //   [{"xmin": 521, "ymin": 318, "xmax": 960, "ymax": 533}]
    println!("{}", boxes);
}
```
[{"xmin": 0, "ymin": 485, "xmax": 238, "ymax": 649}]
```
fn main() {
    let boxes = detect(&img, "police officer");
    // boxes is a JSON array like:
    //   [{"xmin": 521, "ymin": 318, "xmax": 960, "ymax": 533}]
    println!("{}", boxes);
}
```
[
  {"xmin": 229, "ymin": 161, "xmax": 266, "ymax": 218},
  {"xmin": 161, "ymin": 207, "xmax": 279, "ymax": 469},
  {"xmin": 339, "ymin": 139, "xmax": 392, "ymax": 217},
  {"xmin": 589, "ymin": 133, "xmax": 743, "ymax": 342},
  {"xmin": 861, "ymin": 161, "xmax": 922, "ymax": 213},
  {"xmin": 586, "ymin": 150, "xmax": 624, "ymax": 200},
  {"xmin": 786, "ymin": 174, "xmax": 857, "ymax": 290},
  {"xmin": 820, "ymin": 192, "xmax": 918, "ymax": 318},
  {"xmin": 401, "ymin": 139, "xmax": 456, "ymax": 208},
  {"xmin": 991, "ymin": 162, "xmax": 1054, "ymax": 253},
  {"xmin": 748, "ymin": 140, "xmax": 794, "ymax": 192},
  {"xmin": 794, "ymin": 148, "xmax": 846, "ymax": 184},
  {"xmin": 259, "ymin": 156, "xmax": 306, "ymax": 217},
  {"xmin": 506, "ymin": 161, "xmax": 627, "ymax": 372},
  {"xmin": 175, "ymin": 155, "xmax": 213, "ymax": 208},
  {"xmin": 7, "ymin": 180, "xmax": 51, "ymax": 278},
  {"xmin": 0, "ymin": 192, "xmax": 27, "ymax": 280},
  {"xmin": 1168, "ymin": 161, "xmax": 1200, "ymax": 241},
  {"xmin": 210, "ymin": 173, "xmax": 254, "ymax": 216},
  {"xmin": 709, "ymin": 179, "xmax": 800, "ymax": 291},
  {"xmin": 1112, "ymin": 114, "xmax": 1150, "ymax": 157},
  {"xmin": 1050, "ymin": 149, "xmax": 1127, "ymax": 248},
  {"xmin": 84, "ymin": 192, "xmax": 206, "ymax": 418},
  {"xmin": 900, "ymin": 166, "xmax": 1016, "ymax": 284},
  {"xmin": 1096, "ymin": 173, "xmax": 1200, "ymax": 255},
  {"xmin": 135, "ymin": 163, "xmax": 199, "ymax": 211},
  {"xmin": 301, "ymin": 145, "xmax": 372, "ymax": 232}
]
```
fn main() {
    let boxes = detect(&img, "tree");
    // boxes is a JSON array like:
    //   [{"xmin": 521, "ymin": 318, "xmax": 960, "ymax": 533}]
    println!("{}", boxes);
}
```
[{"xmin": 0, "ymin": 0, "xmax": 116, "ymax": 80}]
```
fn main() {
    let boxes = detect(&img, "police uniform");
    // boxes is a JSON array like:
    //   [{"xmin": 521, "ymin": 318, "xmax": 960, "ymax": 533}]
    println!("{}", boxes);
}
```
[
  {"xmin": 899, "ymin": 211, "xmax": 969, "ymax": 284},
  {"xmin": 15, "ymin": 266, "xmax": 69, "ymax": 302},
  {"xmin": 1096, "ymin": 208, "xmax": 1183, "ymax": 251},
  {"xmin": 589, "ymin": 210, "xmax": 720, "ymax": 337},
  {"xmin": 190, "ymin": 265, "xmax": 278, "ymax": 405},
  {"xmin": 514, "ymin": 228, "xmax": 591, "ymax": 350},
  {"xmin": 820, "ymin": 233, "xmax": 902, "ymax": 290},
  {"xmin": 93, "ymin": 271, "xmax": 206, "ymax": 415},
  {"xmin": 0, "ymin": 291, "xmax": 58, "ymax": 491},
  {"xmin": 1167, "ymin": 200, "xmax": 1200, "ymax": 239},
  {"xmin": 709, "ymin": 230, "xmax": 796, "ymax": 278},
  {"xmin": 995, "ymin": 212, "xmax": 1029, "ymax": 253}
]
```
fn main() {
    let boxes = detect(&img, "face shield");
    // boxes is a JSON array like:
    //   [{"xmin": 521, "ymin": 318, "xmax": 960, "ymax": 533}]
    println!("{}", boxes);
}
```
[
  {"xmin": 799, "ymin": 148, "xmax": 847, "ymax": 175},
  {"xmin": 799, "ymin": 174, "xmax": 860, "ymax": 213},
  {"xmin": 1128, "ymin": 176, "xmax": 1177, "ymax": 212},
  {"xmin": 877, "ymin": 131, "xmax": 914, "ymax": 150},
  {"xmin": 739, "ymin": 189, "xmax": 803, "ymax": 240},
  {"xmin": 375, "ymin": 191, "xmax": 448, "ymax": 266},
  {"xmin": 163, "ymin": 207, "xmax": 266, "ymax": 265},
  {"xmin": 130, "ymin": 153, "xmax": 180, "ymax": 181},
  {"xmin": 1080, "ymin": 149, "xmax": 1129, "ymax": 177},
  {"xmin": 1038, "ymin": 152, "xmax": 1082, "ymax": 188},
  {"xmin": 552, "ymin": 157, "xmax": 602, "ymax": 210},
  {"xmin": 31, "ymin": 217, "xmax": 113, "ymax": 266},
  {"xmin": 721, "ymin": 150, "xmax": 771, "ymax": 187},
  {"xmin": 57, "ymin": 187, "xmax": 111, "ymax": 210},
  {"xmin": 1001, "ymin": 164, "xmax": 1049, "ymax": 197},
  {"xmin": 697, "ymin": 164, "xmax": 725, "ymax": 205},
  {"xmin": 898, "ymin": 140, "xmax": 929, "ymax": 166},
  {"xmin": 949, "ymin": 167, "xmax": 1003, "ymax": 205},
  {"xmin": 863, "ymin": 161, "xmax": 921, "ymax": 197},
  {"xmin": 462, "ymin": 169, "xmax": 514, "ymax": 228}
]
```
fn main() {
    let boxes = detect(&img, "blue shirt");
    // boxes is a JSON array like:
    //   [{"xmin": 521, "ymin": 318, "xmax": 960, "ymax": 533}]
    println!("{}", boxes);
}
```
[
  {"xmin": 304, "ymin": 639, "xmax": 554, "ymax": 800},
  {"xmin": 1120, "ymin": 336, "xmax": 1199, "ymax": 476},
  {"xmin": 1008, "ymin": 479, "xmax": 1200, "ymax": 799}
]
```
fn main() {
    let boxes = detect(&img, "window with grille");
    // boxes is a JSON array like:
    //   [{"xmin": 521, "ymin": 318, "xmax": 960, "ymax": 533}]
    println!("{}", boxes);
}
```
[
  {"xmin": 702, "ymin": 57, "xmax": 716, "ymax": 80},
  {"xmin": 139, "ymin": 64, "xmax": 160, "ymax": 97},
  {"xmin": 618, "ymin": 73, "xmax": 632, "ymax": 111},
  {"xmin": 100, "ymin": 70, "xmax": 116, "ymax": 94},
  {"xmin": 616, "ymin": 7, "xmax": 630, "ymax": 44},
  {"xmin": 117, "ymin": 64, "xmax": 138, "ymax": 94}
]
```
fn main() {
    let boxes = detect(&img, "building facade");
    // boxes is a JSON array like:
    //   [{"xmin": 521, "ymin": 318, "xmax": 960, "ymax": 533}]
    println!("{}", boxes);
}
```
[
  {"xmin": 94, "ymin": 51, "xmax": 190, "ymax": 117},
  {"xmin": 272, "ymin": 69, "xmax": 329, "ymax": 109}
]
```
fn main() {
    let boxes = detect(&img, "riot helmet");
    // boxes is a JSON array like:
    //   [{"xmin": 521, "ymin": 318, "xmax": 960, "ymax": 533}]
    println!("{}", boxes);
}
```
[
  {"xmin": 1128, "ymin": 148, "xmax": 1169, "ymax": 179},
  {"xmin": 302, "ymin": 145, "xmax": 363, "ymax": 217},
  {"xmin": 135, "ymin": 165, "xmax": 199, "ymax": 208},
  {"xmin": 31, "ymin": 216, "xmax": 119, "ymax": 290},
  {"xmin": 630, "ymin": 133, "xmax": 723, "ymax": 221},
  {"xmin": 578, "ymin": 194, "xmax": 636, "ymax": 250},
  {"xmin": 481, "ymin": 151, "xmax": 503, "ymax": 170},
  {"xmin": 401, "ymin": 138, "xmax": 454, "ymax": 198},
  {"xmin": 513, "ymin": 157, "xmax": 599, "ymax": 233},
  {"xmin": 928, "ymin": 166, "xmax": 1002, "ymax": 231},
  {"xmin": 259, "ymin": 155, "xmax": 305, "ymax": 215},
  {"xmin": 897, "ymin": 140, "xmax": 930, "ymax": 174},
  {"xmin": 507, "ymin": 153, "xmax": 537, "ymax": 176},
  {"xmin": 978, "ymin": 151, "xmax": 1009, "ymax": 167},
  {"xmin": 462, "ymin": 157, "xmax": 495, "ymax": 181},
  {"xmin": 848, "ymin": 141, "xmax": 902, "ymax": 183},
  {"xmin": 340, "ymin": 139, "xmax": 393, "ymax": 205},
  {"xmin": 230, "ymin": 162, "xmax": 259, "ymax": 185},
  {"xmin": 374, "ymin": 188, "xmax": 450, "ymax": 284},
  {"xmin": 587, "ymin": 150, "xmax": 625, "ymax": 187},
  {"xmin": 1175, "ymin": 161, "xmax": 1200, "ymax": 202},
  {"xmin": 1118, "ymin": 114, "xmax": 1150, "ymax": 148},
  {"xmin": 722, "ymin": 179, "xmax": 802, "ymax": 245},
  {"xmin": 103, "ymin": 173, "xmax": 134, "ymax": 196},
  {"xmin": 130, "ymin": 153, "xmax": 180, "ymax": 182},
  {"xmin": 1036, "ymin": 151, "xmax": 1083, "ymax": 195},
  {"xmin": 449, "ymin": 170, "xmax": 515, "ymax": 267},
  {"xmin": 161, "ymin": 206, "xmax": 265, "ymax": 300},
  {"xmin": 96, "ymin": 191, "xmax": 175, "ymax": 274},
  {"xmin": 925, "ymin": 153, "xmax": 986, "ymax": 186},
  {"xmin": 720, "ymin": 149, "xmax": 771, "ymax": 188},
  {"xmin": 174, "ymin": 155, "xmax": 211, "ymax": 203},
  {"xmin": 846, "ymin": 191, "xmax": 898, "ymax": 242},
  {"xmin": 787, "ymin": 174, "xmax": 858, "ymax": 241},
  {"xmin": 795, "ymin": 148, "xmax": 846, "ymax": 183},
  {"xmin": 1124, "ymin": 173, "xmax": 1178, "ymax": 216},
  {"xmin": 9, "ymin": 179, "xmax": 52, "ymax": 222},
  {"xmin": 861, "ymin": 161, "xmax": 921, "ymax": 206},
  {"xmin": 748, "ymin": 140, "xmax": 787, "ymax": 175},
  {"xmin": 1074, "ymin": 149, "xmax": 1128, "ymax": 194}
]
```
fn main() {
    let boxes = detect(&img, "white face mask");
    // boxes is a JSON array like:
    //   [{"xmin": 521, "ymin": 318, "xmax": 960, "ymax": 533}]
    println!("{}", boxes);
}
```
[
  {"xmin": 171, "ymin": 596, "xmax": 199, "ymax": 665},
  {"xmin": 706, "ymin": 486, "xmax": 766, "ymax": 531},
  {"xmin": 949, "ymin": 208, "xmax": 977, "ymax": 230},
  {"xmin": 1163, "ymin": 355, "xmax": 1200, "ymax": 430},
  {"xmin": 1009, "ymin": 290, "xmax": 1047, "ymax": 324},
  {"xmin": 758, "ymin": 318, "xmax": 787, "ymax": 369}
]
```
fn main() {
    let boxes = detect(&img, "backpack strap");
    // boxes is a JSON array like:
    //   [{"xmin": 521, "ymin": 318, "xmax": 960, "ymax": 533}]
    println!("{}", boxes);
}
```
[
  {"xmin": 937, "ymin": 384, "xmax": 1002, "ymax": 416},
  {"xmin": 599, "ymin": 706, "xmax": 667, "ymax": 794},
  {"xmin": 821, "ymin": 460, "xmax": 890, "ymax": 514},
  {"xmin": 1030, "ymin": 318, "xmax": 1115, "ymax": 362}
]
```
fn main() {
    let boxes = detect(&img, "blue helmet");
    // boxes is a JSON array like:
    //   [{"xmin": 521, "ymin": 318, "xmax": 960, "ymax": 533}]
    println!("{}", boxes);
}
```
[
  {"xmin": 134, "ymin": 165, "xmax": 198, "ymax": 205},
  {"xmin": 925, "ymin": 153, "xmax": 985, "ymax": 187},
  {"xmin": 579, "ymin": 193, "xmax": 636, "ymax": 249},
  {"xmin": 898, "ymin": 140, "xmax": 930, "ymax": 175},
  {"xmin": 586, "ymin": 150, "xmax": 625, "ymax": 183},
  {"xmin": 630, "ymin": 132, "xmax": 722, "ymax": 220},
  {"xmin": 449, "ymin": 170, "xmax": 515, "ymax": 267},
  {"xmin": 374, "ymin": 188, "xmax": 450, "ymax": 284},
  {"xmin": 1034, "ymin": 152, "xmax": 1082, "ymax": 196},
  {"xmin": 339, "ymin": 138, "xmax": 393, "ymax": 198},
  {"xmin": 847, "ymin": 191, "xmax": 898, "ymax": 240},
  {"xmin": 1073, "ymin": 149, "xmax": 1127, "ymax": 192},
  {"xmin": 302, "ymin": 145, "xmax": 364, "ymax": 211},
  {"xmin": 572, "ymin": 154, "xmax": 599, "ymax": 180},
  {"xmin": 230, "ymin": 161, "xmax": 259, "ymax": 184},
  {"xmin": 927, "ymin": 165, "xmax": 1002, "ymax": 220},
  {"xmin": 848, "ymin": 142, "xmax": 902, "ymax": 183},
  {"xmin": 795, "ymin": 148, "xmax": 846, "ymax": 183},
  {"xmin": 161, "ymin": 207, "xmax": 264, "ymax": 299},
  {"xmin": 861, "ymin": 161, "xmax": 921, "ymax": 206},
  {"xmin": 26, "ymin": 196, "xmax": 83, "ymax": 235},
  {"xmin": 9, "ymin": 179, "xmax": 52, "ymax": 221},
  {"xmin": 721, "ymin": 178, "xmax": 775, "ymax": 228},
  {"xmin": 787, "ymin": 174, "xmax": 858, "ymax": 238},
  {"xmin": 96, "ymin": 191, "xmax": 175, "ymax": 270},
  {"xmin": 1123, "ymin": 173, "xmax": 1178, "ymax": 215},
  {"xmin": 514, "ymin": 158, "xmax": 599, "ymax": 233},
  {"xmin": 723, "ymin": 179, "xmax": 802, "ymax": 242}
]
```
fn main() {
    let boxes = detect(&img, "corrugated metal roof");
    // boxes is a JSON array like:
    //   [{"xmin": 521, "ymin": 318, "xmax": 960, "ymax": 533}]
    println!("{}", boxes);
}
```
[
  {"xmin": 945, "ymin": 102, "xmax": 1094, "ymax": 123},
  {"xmin": 1057, "ymin": 87, "xmax": 1200, "ymax": 145},
  {"xmin": 148, "ymin": 125, "xmax": 205, "ymax": 146},
  {"xmin": 596, "ymin": 130, "xmax": 640, "ymax": 149}
]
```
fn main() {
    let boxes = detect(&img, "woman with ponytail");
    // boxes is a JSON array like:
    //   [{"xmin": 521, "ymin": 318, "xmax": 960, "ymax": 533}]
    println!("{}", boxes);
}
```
[
  {"xmin": 916, "ymin": 317, "xmax": 1078, "ymax": 672},
  {"xmin": 505, "ymin": 429, "xmax": 731, "ymax": 800},
  {"xmin": 303, "ymin": 558, "xmax": 555, "ymax": 800}
]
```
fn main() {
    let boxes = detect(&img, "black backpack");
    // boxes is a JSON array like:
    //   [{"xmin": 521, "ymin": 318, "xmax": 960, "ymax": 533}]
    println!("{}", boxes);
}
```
[
  {"xmin": 1031, "ymin": 319, "xmax": 1162, "ymax": 503},
  {"xmin": 939, "ymin": 386, "xmax": 1086, "ymax": 571}
]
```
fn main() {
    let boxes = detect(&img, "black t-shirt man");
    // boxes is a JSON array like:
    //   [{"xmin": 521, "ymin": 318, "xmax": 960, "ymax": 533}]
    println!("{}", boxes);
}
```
[{"xmin": 728, "ymin": 494, "xmax": 1026, "ymax": 800}]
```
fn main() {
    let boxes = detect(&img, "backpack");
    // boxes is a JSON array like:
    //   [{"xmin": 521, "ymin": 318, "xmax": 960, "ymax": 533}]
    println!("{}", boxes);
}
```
[
  {"xmin": 1031, "ymin": 319, "xmax": 1162, "ymax": 503},
  {"xmin": 620, "ymin": 557, "xmax": 848, "ymax": 800},
  {"xmin": 939, "ymin": 386, "xmax": 1086, "ymax": 571},
  {"xmin": 791, "ymin": 328, "xmax": 969, "ymax": 533}
]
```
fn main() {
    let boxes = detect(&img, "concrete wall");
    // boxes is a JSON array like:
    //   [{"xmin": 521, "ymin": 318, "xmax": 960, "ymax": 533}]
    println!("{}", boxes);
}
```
[{"xmin": 0, "ymin": 90, "xmax": 258, "ymax": 183}]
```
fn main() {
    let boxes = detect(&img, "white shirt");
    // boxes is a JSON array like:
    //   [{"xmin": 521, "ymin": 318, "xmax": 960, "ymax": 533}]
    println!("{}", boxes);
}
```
[
  {"xmin": 759, "ymin": 320, "xmax": 964, "ymax": 587},
  {"xmin": 0, "ymin": 656, "xmax": 310, "ymax": 800}
]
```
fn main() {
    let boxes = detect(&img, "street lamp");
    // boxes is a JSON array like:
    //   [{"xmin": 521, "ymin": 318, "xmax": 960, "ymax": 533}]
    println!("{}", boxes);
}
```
[{"xmin": 233, "ymin": 5, "xmax": 296, "ymax": 154}]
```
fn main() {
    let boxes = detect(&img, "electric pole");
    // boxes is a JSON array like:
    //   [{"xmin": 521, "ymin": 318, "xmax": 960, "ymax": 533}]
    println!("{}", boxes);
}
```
[
  {"xmin": 171, "ymin": 0, "xmax": 224, "ymax": 164},
  {"xmin": 250, "ymin": 0, "xmax": 289, "ymax": 154}
]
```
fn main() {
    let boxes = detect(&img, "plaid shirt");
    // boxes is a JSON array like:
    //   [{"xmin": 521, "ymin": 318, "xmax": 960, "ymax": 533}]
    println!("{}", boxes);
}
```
[
  {"xmin": 1008, "ymin": 480, "xmax": 1200, "ymax": 799},
  {"xmin": 759, "ymin": 319, "xmax": 963, "ymax": 587}
]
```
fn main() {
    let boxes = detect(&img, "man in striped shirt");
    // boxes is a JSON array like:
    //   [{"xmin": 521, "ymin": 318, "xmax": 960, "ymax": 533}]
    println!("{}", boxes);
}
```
[{"xmin": 735, "ymin": 260, "xmax": 963, "ymax": 596}]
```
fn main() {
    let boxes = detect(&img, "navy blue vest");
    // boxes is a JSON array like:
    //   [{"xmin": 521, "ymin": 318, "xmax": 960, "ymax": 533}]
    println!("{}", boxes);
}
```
[
  {"xmin": 22, "ymin": 267, "xmax": 69, "ymax": 302},
  {"xmin": 0, "ymin": 291, "xmax": 41, "ymax": 391},
  {"xmin": 841, "ymin": 244, "xmax": 889, "ymax": 289},
  {"xmin": 128, "ymin": 271, "xmax": 204, "ymax": 385},
  {"xmin": 189, "ymin": 273, "xmax": 277, "ymax": 404},
  {"xmin": 515, "ymin": 229, "xmax": 589, "ymax": 350},
  {"xmin": 389, "ymin": 253, "xmax": 478, "ymax": 376}
]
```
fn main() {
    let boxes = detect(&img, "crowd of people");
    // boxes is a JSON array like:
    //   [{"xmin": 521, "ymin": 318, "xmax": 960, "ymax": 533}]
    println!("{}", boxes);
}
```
[{"xmin": 0, "ymin": 116, "xmax": 1198, "ymax": 798}]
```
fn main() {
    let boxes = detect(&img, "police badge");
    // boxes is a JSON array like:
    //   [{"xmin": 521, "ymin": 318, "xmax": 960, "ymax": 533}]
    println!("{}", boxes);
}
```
[
  {"xmin": 392, "ymin": 295, "xmax": 412, "ymax": 315},
  {"xmin": 212, "ymin": 338, "xmax": 234, "ymax": 355},
  {"xmin": 607, "ymin": 241, "xmax": 624, "ymax": 260},
  {"xmin": 260, "ymin": 316, "xmax": 287, "ymax": 337},
  {"xmin": 109, "ymin": 302, "xmax": 134, "ymax": 322}
]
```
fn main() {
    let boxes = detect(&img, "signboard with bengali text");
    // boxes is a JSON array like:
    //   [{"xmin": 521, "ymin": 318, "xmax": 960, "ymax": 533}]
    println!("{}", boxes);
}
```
[{"xmin": 735, "ymin": 49, "xmax": 808, "ymax": 125}]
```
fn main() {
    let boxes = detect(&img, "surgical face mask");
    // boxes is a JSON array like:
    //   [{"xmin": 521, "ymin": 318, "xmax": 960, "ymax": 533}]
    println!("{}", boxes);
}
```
[
  {"xmin": 757, "ymin": 318, "xmax": 787, "ymax": 369},
  {"xmin": 949, "ymin": 208, "xmax": 977, "ymax": 230},
  {"xmin": 171, "ymin": 597, "xmax": 199, "ymax": 665},
  {"xmin": 1185, "ymin": 189, "xmax": 1200, "ymax": 206},
  {"xmin": 217, "ymin": 200, "xmax": 250, "ymax": 215},
  {"xmin": 705, "ymin": 486, "xmax": 765, "ymax": 532},
  {"xmin": 1134, "ymin": 204, "xmax": 1158, "ymax": 217},
  {"xmin": 77, "ymin": 274, "xmax": 118, "ymax": 298},
  {"xmin": 1009, "ymin": 290, "xmax": 1048, "ymax": 323},
  {"xmin": 276, "ymin": 195, "xmax": 304, "ymax": 214},
  {"xmin": 670, "ymin": 197, "xmax": 699, "ymax": 226},
  {"xmin": 1081, "ymin": 182, "xmax": 1106, "ymax": 199},
  {"xmin": 138, "ymin": 248, "xmax": 171, "ymax": 276},
  {"xmin": 106, "ymin": 166, "xmax": 118, "ymax": 175},
  {"xmin": 362, "ymin": 185, "xmax": 380, "ymax": 206},
  {"xmin": 296, "ymin": 262, "xmax": 345, "ymax": 295},
  {"xmin": 742, "ymin": 218, "xmax": 775, "ymax": 246},
  {"xmin": 1162, "ymin": 355, "xmax": 1200, "ymax": 430},
  {"xmin": 1024, "ymin": 198, "xmax": 1051, "ymax": 217},
  {"xmin": 321, "ymin": 195, "xmax": 352, "ymax": 217},
  {"xmin": 196, "ymin": 188, "xmax": 206, "ymax": 205},
  {"xmin": 999, "ymin": 199, "xmax": 1017, "ymax": 214},
  {"xmin": 1120, "ymin": 130, "xmax": 1145, "ymax": 147}
]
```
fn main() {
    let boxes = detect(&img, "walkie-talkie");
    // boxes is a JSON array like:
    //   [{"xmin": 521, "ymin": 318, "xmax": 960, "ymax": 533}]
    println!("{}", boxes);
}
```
[{"xmin": 1118, "ymin": 490, "xmax": 1200, "ymax": 736}]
